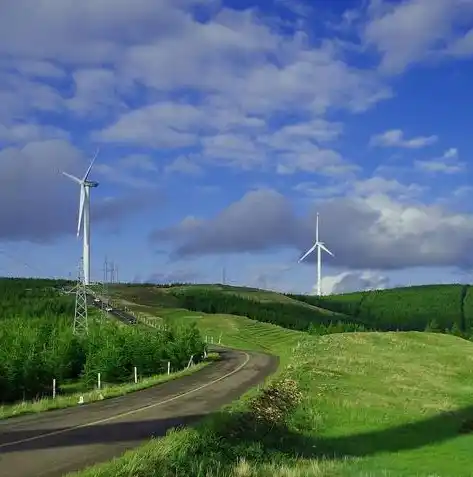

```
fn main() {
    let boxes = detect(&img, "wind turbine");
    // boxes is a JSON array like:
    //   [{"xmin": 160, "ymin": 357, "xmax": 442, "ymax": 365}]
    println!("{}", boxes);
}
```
[
  {"xmin": 299, "ymin": 212, "xmax": 334, "ymax": 296},
  {"xmin": 63, "ymin": 150, "xmax": 99, "ymax": 286}
]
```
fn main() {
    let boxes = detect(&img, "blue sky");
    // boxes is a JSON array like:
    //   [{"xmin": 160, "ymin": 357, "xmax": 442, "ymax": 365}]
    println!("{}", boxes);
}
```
[{"xmin": 1, "ymin": 0, "xmax": 473, "ymax": 294}]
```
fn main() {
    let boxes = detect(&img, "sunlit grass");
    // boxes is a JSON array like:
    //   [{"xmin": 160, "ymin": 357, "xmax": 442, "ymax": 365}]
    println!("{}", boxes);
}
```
[{"xmin": 71, "ymin": 286, "xmax": 473, "ymax": 477}]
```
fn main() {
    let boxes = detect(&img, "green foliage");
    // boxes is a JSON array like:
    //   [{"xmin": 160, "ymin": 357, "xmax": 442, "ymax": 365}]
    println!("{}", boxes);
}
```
[
  {"xmin": 167, "ymin": 288, "xmax": 370, "ymax": 333},
  {"xmin": 0, "ymin": 277, "xmax": 74, "ymax": 320},
  {"xmin": 289, "ymin": 291, "xmax": 366, "ymax": 317},
  {"xmin": 0, "ymin": 278, "xmax": 205, "ymax": 403},
  {"xmin": 425, "ymin": 319, "xmax": 441, "ymax": 332},
  {"xmin": 291, "ymin": 285, "xmax": 468, "ymax": 333},
  {"xmin": 462, "ymin": 286, "xmax": 473, "ymax": 332},
  {"xmin": 308, "ymin": 320, "xmax": 367, "ymax": 335}
]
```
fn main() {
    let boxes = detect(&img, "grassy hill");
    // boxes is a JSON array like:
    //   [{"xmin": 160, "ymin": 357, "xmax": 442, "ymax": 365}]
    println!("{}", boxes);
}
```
[
  {"xmin": 75, "ymin": 319, "xmax": 473, "ymax": 477},
  {"xmin": 289, "ymin": 284, "xmax": 473, "ymax": 334},
  {"xmin": 70, "ymin": 281, "xmax": 473, "ymax": 477},
  {"xmin": 109, "ymin": 283, "xmax": 370, "ymax": 334},
  {"xmin": 111, "ymin": 282, "xmax": 473, "ymax": 337}
]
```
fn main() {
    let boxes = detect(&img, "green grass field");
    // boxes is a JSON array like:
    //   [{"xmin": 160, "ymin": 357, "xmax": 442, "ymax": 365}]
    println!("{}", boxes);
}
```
[{"xmin": 72, "ymin": 284, "xmax": 473, "ymax": 477}]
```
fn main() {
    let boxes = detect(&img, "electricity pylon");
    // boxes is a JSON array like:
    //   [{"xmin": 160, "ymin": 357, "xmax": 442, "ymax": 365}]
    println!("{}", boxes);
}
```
[{"xmin": 73, "ymin": 257, "xmax": 88, "ymax": 334}]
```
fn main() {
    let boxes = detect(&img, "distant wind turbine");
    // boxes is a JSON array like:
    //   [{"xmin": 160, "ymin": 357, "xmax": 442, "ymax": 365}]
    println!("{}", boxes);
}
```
[
  {"xmin": 63, "ymin": 150, "xmax": 99, "ymax": 285},
  {"xmin": 298, "ymin": 212, "xmax": 334, "ymax": 296}
]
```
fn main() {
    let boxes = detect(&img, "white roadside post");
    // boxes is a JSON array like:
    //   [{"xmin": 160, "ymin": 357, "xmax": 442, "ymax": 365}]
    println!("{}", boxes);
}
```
[
  {"xmin": 167, "ymin": 361, "xmax": 171, "ymax": 375},
  {"xmin": 97, "ymin": 372, "xmax": 101, "ymax": 390},
  {"xmin": 52, "ymin": 379, "xmax": 56, "ymax": 399},
  {"xmin": 134, "ymin": 367, "xmax": 138, "ymax": 384}
]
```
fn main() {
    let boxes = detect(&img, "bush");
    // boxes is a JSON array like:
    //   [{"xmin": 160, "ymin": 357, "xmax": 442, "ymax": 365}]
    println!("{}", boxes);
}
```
[{"xmin": 248, "ymin": 378, "xmax": 303, "ymax": 426}]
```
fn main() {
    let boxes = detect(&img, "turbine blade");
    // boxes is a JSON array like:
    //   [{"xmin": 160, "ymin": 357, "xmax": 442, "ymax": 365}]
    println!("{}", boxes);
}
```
[
  {"xmin": 82, "ymin": 149, "xmax": 99, "ymax": 181},
  {"xmin": 62, "ymin": 172, "xmax": 82, "ymax": 185},
  {"xmin": 320, "ymin": 243, "xmax": 334, "ymax": 257},
  {"xmin": 316, "ymin": 212, "xmax": 319, "ymax": 243},
  {"xmin": 298, "ymin": 244, "xmax": 317, "ymax": 262},
  {"xmin": 77, "ymin": 186, "xmax": 85, "ymax": 237}
]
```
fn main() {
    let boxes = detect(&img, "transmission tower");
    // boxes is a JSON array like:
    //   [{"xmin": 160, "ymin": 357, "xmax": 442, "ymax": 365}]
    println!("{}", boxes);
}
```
[
  {"xmin": 100, "ymin": 256, "xmax": 110, "ymax": 317},
  {"xmin": 73, "ymin": 257, "xmax": 88, "ymax": 334}
]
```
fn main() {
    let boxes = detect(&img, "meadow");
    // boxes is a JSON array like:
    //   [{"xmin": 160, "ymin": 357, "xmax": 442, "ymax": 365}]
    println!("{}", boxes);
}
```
[
  {"xmin": 0, "ymin": 278, "xmax": 206, "ymax": 404},
  {"xmin": 72, "ymin": 284, "xmax": 473, "ymax": 477}
]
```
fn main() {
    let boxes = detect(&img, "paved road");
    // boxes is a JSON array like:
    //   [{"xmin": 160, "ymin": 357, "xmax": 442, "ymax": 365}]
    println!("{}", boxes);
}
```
[
  {"xmin": 86, "ymin": 293, "xmax": 137, "ymax": 325},
  {"xmin": 0, "ymin": 347, "xmax": 278, "ymax": 477}
]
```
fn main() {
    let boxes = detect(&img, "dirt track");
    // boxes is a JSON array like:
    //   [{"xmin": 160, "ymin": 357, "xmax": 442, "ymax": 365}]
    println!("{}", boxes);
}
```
[{"xmin": 0, "ymin": 347, "xmax": 278, "ymax": 477}]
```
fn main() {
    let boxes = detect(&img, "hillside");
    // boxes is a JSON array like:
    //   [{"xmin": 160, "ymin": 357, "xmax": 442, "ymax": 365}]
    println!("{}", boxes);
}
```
[
  {"xmin": 110, "ymin": 283, "xmax": 369, "ymax": 333},
  {"xmin": 112, "ymin": 282, "xmax": 473, "ymax": 336},
  {"xmin": 74, "ymin": 325, "xmax": 473, "ymax": 477},
  {"xmin": 290, "ymin": 283, "xmax": 473, "ymax": 333},
  {"xmin": 68, "ymin": 280, "xmax": 473, "ymax": 476}
]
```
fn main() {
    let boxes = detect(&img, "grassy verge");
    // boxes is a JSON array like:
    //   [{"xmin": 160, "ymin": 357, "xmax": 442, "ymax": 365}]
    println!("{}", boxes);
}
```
[
  {"xmin": 71, "ymin": 317, "xmax": 473, "ymax": 477},
  {"xmin": 0, "ymin": 353, "xmax": 219, "ymax": 421}
]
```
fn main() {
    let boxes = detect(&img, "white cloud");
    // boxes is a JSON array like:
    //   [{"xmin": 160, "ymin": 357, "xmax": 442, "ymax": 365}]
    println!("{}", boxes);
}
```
[
  {"xmin": 321, "ymin": 270, "xmax": 390, "ymax": 295},
  {"xmin": 118, "ymin": 154, "xmax": 159, "ymax": 172},
  {"xmin": 369, "ymin": 129, "xmax": 438, "ymax": 148},
  {"xmin": 152, "ymin": 186, "xmax": 473, "ymax": 271},
  {"xmin": 294, "ymin": 175, "xmax": 426, "ymax": 201},
  {"xmin": 95, "ymin": 102, "xmax": 203, "ymax": 148},
  {"xmin": 353, "ymin": 176, "xmax": 425, "ymax": 199},
  {"xmin": 164, "ymin": 156, "xmax": 204, "ymax": 175},
  {"xmin": 93, "ymin": 163, "xmax": 158, "ymax": 188},
  {"xmin": 0, "ymin": 73, "xmax": 65, "ymax": 122},
  {"xmin": 11, "ymin": 60, "xmax": 66, "ymax": 78},
  {"xmin": 66, "ymin": 69, "xmax": 128, "ymax": 117},
  {"xmin": 415, "ymin": 147, "xmax": 465, "ymax": 174},
  {"xmin": 361, "ymin": 0, "xmax": 473, "ymax": 74},
  {"xmin": 0, "ymin": 0, "xmax": 397, "ymax": 181},
  {"xmin": 0, "ymin": 123, "xmax": 69, "ymax": 144}
]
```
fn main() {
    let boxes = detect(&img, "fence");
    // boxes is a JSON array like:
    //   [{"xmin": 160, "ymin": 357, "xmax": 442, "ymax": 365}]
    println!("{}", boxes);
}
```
[{"xmin": 48, "ymin": 352, "xmax": 199, "ymax": 405}]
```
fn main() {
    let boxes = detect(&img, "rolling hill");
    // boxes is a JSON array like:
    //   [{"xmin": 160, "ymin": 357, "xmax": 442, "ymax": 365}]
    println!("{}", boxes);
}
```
[{"xmin": 111, "ymin": 282, "xmax": 473, "ymax": 337}]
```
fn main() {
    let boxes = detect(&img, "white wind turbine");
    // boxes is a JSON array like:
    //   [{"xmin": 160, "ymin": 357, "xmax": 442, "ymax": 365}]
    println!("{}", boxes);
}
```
[
  {"xmin": 299, "ymin": 212, "xmax": 334, "ymax": 296},
  {"xmin": 63, "ymin": 151, "xmax": 99, "ymax": 286}
]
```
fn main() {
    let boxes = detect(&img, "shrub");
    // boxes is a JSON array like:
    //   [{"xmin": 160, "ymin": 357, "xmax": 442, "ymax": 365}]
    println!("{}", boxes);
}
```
[{"xmin": 249, "ymin": 378, "xmax": 303, "ymax": 426}]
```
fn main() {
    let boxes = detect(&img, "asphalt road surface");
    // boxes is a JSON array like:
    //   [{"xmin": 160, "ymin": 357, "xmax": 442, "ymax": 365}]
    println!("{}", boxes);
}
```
[
  {"xmin": 86, "ymin": 294, "xmax": 137, "ymax": 324},
  {"xmin": 0, "ymin": 347, "xmax": 278, "ymax": 477}
]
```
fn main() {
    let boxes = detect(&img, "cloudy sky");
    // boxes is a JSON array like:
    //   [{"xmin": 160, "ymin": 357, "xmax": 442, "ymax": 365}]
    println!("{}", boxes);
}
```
[{"xmin": 1, "ymin": 0, "xmax": 473, "ymax": 294}]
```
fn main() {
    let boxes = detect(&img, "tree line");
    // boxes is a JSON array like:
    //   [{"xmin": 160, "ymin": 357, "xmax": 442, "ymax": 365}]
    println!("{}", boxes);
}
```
[{"xmin": 0, "ymin": 278, "xmax": 205, "ymax": 403}]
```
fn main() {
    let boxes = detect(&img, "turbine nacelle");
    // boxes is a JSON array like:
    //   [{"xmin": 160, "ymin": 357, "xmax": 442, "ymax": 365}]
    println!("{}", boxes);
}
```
[{"xmin": 84, "ymin": 180, "xmax": 99, "ymax": 188}]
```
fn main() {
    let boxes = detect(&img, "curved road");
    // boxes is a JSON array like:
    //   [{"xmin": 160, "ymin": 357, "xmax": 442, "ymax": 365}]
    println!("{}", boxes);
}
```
[{"xmin": 0, "ymin": 347, "xmax": 278, "ymax": 477}]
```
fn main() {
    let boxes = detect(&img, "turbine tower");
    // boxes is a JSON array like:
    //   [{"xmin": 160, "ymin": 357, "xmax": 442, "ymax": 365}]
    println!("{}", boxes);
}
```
[
  {"xmin": 299, "ymin": 212, "xmax": 334, "ymax": 296},
  {"xmin": 63, "ymin": 150, "xmax": 99, "ymax": 286}
]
